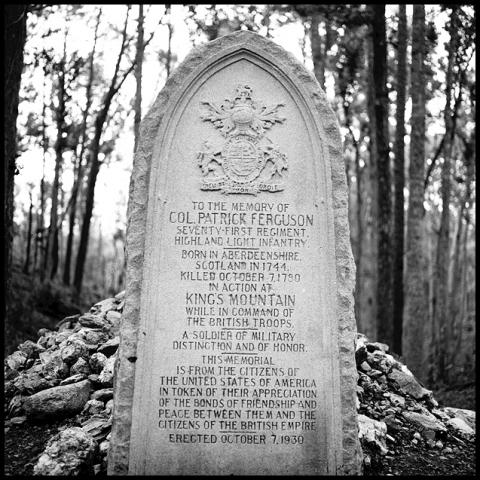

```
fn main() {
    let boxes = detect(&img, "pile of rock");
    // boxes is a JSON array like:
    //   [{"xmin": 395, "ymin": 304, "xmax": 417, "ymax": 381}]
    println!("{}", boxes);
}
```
[
  {"xmin": 4, "ymin": 298, "xmax": 476, "ymax": 475},
  {"xmin": 4, "ymin": 293, "xmax": 124, "ymax": 475},
  {"xmin": 355, "ymin": 334, "xmax": 475, "ymax": 474}
]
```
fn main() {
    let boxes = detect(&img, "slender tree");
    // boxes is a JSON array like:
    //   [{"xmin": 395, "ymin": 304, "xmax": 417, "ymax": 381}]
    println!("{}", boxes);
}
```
[
  {"xmin": 5, "ymin": 4, "xmax": 27, "ymax": 287},
  {"xmin": 448, "ymin": 129, "xmax": 474, "ymax": 381},
  {"xmin": 46, "ymin": 28, "xmax": 68, "ymax": 280},
  {"xmin": 403, "ymin": 4, "xmax": 428, "ymax": 380},
  {"xmin": 359, "ymin": 33, "xmax": 378, "ymax": 340},
  {"xmin": 392, "ymin": 4, "xmax": 407, "ymax": 355},
  {"xmin": 63, "ymin": 8, "xmax": 101, "ymax": 286},
  {"xmin": 432, "ymin": 6, "xmax": 459, "ymax": 383},
  {"xmin": 38, "ymin": 77, "xmax": 49, "ymax": 280},
  {"xmin": 23, "ymin": 186, "xmax": 34, "ymax": 274},
  {"xmin": 371, "ymin": 5, "xmax": 393, "ymax": 346}
]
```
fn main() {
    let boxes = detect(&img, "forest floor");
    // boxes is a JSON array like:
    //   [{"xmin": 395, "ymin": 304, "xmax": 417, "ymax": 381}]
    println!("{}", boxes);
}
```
[{"xmin": 363, "ymin": 384, "xmax": 476, "ymax": 476}]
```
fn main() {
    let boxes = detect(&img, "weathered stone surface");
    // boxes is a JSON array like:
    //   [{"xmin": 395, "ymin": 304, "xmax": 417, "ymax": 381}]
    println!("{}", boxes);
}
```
[
  {"xmin": 91, "ymin": 388, "xmax": 113, "ymax": 402},
  {"xmin": 81, "ymin": 415, "xmax": 112, "ymax": 442},
  {"xmin": 442, "ymin": 407, "xmax": 475, "ymax": 430},
  {"xmin": 12, "ymin": 371, "xmax": 56, "ymax": 395},
  {"xmin": 23, "ymin": 380, "xmax": 91, "ymax": 419},
  {"xmin": 358, "ymin": 414, "xmax": 388, "ymax": 455},
  {"xmin": 366, "ymin": 342, "xmax": 389, "ymax": 354},
  {"xmin": 109, "ymin": 30, "xmax": 360, "ymax": 475},
  {"xmin": 90, "ymin": 297, "xmax": 117, "ymax": 317},
  {"xmin": 56, "ymin": 314, "xmax": 80, "ymax": 332},
  {"xmin": 60, "ymin": 374, "xmax": 86, "ymax": 386},
  {"xmin": 79, "ymin": 313, "xmax": 108, "ymax": 329},
  {"xmin": 386, "ymin": 393, "xmax": 405, "ymax": 408},
  {"xmin": 98, "ymin": 355, "xmax": 115, "ymax": 386},
  {"xmin": 5, "ymin": 351, "xmax": 27, "ymax": 372},
  {"xmin": 402, "ymin": 411, "xmax": 447, "ymax": 440},
  {"xmin": 446, "ymin": 417, "xmax": 475, "ymax": 437},
  {"xmin": 73, "ymin": 328, "xmax": 109, "ymax": 349},
  {"xmin": 105, "ymin": 311, "xmax": 121, "ymax": 334},
  {"xmin": 97, "ymin": 337, "xmax": 119, "ymax": 357},
  {"xmin": 37, "ymin": 330, "xmax": 57, "ymax": 349},
  {"xmin": 40, "ymin": 349, "xmax": 70, "ymax": 380},
  {"xmin": 89, "ymin": 352, "xmax": 107, "ymax": 373},
  {"xmin": 367, "ymin": 351, "xmax": 397, "ymax": 374},
  {"xmin": 7, "ymin": 395, "xmax": 25, "ymax": 417},
  {"xmin": 9, "ymin": 415, "xmax": 27, "ymax": 425},
  {"xmin": 60, "ymin": 338, "xmax": 88, "ymax": 365},
  {"xmin": 388, "ymin": 368, "xmax": 432, "ymax": 400},
  {"xmin": 33, "ymin": 427, "xmax": 97, "ymax": 476},
  {"xmin": 82, "ymin": 399, "xmax": 105, "ymax": 416},
  {"xmin": 70, "ymin": 357, "xmax": 91, "ymax": 376},
  {"xmin": 105, "ymin": 399, "xmax": 114, "ymax": 415},
  {"xmin": 18, "ymin": 340, "xmax": 45, "ymax": 358}
]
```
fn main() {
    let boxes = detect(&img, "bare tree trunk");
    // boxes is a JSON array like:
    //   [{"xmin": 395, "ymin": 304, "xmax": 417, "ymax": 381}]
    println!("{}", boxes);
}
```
[
  {"xmin": 451, "ymin": 222, "xmax": 470, "ymax": 373},
  {"xmin": 358, "ymin": 34, "xmax": 378, "ymax": 340},
  {"xmin": 310, "ymin": 13, "xmax": 325, "ymax": 90},
  {"xmin": 448, "ymin": 131, "xmax": 474, "ymax": 381},
  {"xmin": 74, "ymin": 7, "xmax": 133, "ymax": 294},
  {"xmin": 372, "ymin": 5, "xmax": 393, "ymax": 346},
  {"xmin": 432, "ymin": 7, "xmax": 458, "ymax": 384},
  {"xmin": 5, "ymin": 4, "xmax": 27, "ymax": 282},
  {"xmin": 392, "ymin": 4, "xmax": 407, "ymax": 355},
  {"xmin": 134, "ymin": 4, "xmax": 144, "ymax": 153},
  {"xmin": 39, "ymin": 82, "xmax": 49, "ymax": 280},
  {"xmin": 23, "ymin": 188, "xmax": 34, "ymax": 274},
  {"xmin": 63, "ymin": 10, "xmax": 101, "ymax": 286},
  {"xmin": 403, "ymin": 5, "xmax": 428, "ymax": 381},
  {"xmin": 47, "ymin": 30, "xmax": 67, "ymax": 280}
]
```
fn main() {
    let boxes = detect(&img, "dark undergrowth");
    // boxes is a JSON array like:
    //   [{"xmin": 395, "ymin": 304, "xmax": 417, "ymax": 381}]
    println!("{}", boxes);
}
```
[{"xmin": 5, "ymin": 263, "xmax": 106, "ymax": 356}]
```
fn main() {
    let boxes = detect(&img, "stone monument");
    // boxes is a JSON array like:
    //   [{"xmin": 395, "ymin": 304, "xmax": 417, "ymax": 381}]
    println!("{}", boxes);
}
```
[{"xmin": 108, "ymin": 30, "xmax": 361, "ymax": 475}]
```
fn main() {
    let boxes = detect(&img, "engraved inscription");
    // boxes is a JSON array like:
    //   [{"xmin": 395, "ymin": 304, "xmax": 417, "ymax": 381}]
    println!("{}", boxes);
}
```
[{"xmin": 197, "ymin": 85, "xmax": 287, "ymax": 195}]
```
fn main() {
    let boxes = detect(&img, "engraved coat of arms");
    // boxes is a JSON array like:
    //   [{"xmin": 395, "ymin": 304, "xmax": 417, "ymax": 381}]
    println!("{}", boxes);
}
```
[{"xmin": 196, "ymin": 85, "xmax": 287, "ymax": 195}]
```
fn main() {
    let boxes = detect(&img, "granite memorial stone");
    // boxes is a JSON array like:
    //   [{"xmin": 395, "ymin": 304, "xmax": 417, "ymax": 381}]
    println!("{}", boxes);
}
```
[{"xmin": 108, "ymin": 30, "xmax": 361, "ymax": 475}]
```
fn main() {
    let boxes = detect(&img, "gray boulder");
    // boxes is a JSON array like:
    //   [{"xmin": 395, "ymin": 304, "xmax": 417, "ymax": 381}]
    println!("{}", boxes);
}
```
[
  {"xmin": 33, "ymin": 427, "xmax": 97, "ymax": 475},
  {"xmin": 5, "ymin": 351, "xmax": 27, "ymax": 373},
  {"xmin": 358, "ymin": 414, "xmax": 388, "ymax": 455},
  {"xmin": 98, "ymin": 355, "xmax": 116, "ymax": 387},
  {"xmin": 402, "ymin": 411, "xmax": 447, "ymax": 441},
  {"xmin": 60, "ymin": 338, "xmax": 88, "ymax": 365},
  {"xmin": 90, "ymin": 297, "xmax": 117, "ymax": 317},
  {"xmin": 39, "ymin": 349, "xmax": 69, "ymax": 380},
  {"xmin": 70, "ymin": 357, "xmax": 91, "ymax": 376},
  {"xmin": 23, "ymin": 379, "xmax": 91, "ymax": 419},
  {"xmin": 78, "ymin": 313, "xmax": 108, "ymax": 329},
  {"xmin": 388, "ymin": 367, "xmax": 432, "ymax": 400},
  {"xmin": 89, "ymin": 352, "xmax": 107, "ymax": 373},
  {"xmin": 12, "ymin": 370, "xmax": 57, "ymax": 395},
  {"xmin": 18, "ymin": 340, "xmax": 45, "ymax": 359},
  {"xmin": 97, "ymin": 336, "xmax": 119, "ymax": 357}
]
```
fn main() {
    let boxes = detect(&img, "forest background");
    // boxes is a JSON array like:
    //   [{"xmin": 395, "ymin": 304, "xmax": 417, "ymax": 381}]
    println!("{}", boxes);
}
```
[{"xmin": 4, "ymin": 4, "xmax": 475, "ymax": 403}]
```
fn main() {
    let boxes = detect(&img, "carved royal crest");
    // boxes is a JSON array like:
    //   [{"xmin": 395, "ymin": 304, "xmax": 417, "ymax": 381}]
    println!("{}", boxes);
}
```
[{"xmin": 196, "ymin": 85, "xmax": 287, "ymax": 194}]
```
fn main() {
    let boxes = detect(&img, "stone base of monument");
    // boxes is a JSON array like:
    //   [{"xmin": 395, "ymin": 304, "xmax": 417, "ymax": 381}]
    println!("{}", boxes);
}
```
[{"xmin": 4, "ymin": 294, "xmax": 476, "ymax": 476}]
